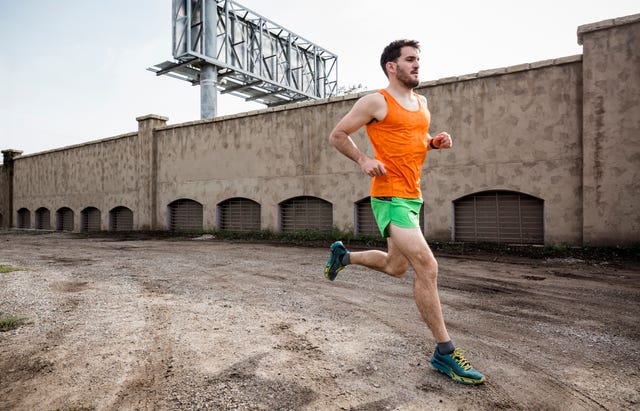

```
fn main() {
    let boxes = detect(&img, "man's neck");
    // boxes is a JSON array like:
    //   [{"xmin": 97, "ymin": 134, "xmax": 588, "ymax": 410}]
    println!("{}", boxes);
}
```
[
  {"xmin": 386, "ymin": 82, "xmax": 414, "ymax": 98},
  {"xmin": 385, "ymin": 83, "xmax": 417, "ymax": 108}
]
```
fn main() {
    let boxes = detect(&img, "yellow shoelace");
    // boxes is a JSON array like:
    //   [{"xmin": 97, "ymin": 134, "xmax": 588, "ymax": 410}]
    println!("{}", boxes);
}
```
[{"xmin": 451, "ymin": 348, "xmax": 472, "ymax": 370}]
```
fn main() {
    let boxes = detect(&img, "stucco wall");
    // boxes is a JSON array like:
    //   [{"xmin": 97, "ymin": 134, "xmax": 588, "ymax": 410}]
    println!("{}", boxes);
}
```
[
  {"xmin": 148, "ymin": 59, "xmax": 584, "ymax": 242},
  {"xmin": 420, "ymin": 59, "xmax": 584, "ymax": 243},
  {"xmin": 2, "ymin": 14, "xmax": 638, "ymax": 245},
  {"xmin": 11, "ymin": 133, "xmax": 140, "ymax": 230},
  {"xmin": 580, "ymin": 15, "xmax": 640, "ymax": 245},
  {"xmin": 154, "ymin": 100, "xmax": 374, "ymax": 231}
]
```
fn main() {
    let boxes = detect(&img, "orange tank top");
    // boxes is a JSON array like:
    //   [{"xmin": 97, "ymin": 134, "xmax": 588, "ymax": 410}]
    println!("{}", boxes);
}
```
[{"xmin": 365, "ymin": 89, "xmax": 431, "ymax": 198}]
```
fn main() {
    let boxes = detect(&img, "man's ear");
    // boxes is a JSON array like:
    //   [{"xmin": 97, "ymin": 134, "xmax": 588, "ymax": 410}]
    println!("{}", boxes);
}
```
[{"xmin": 385, "ymin": 61, "xmax": 396, "ymax": 75}]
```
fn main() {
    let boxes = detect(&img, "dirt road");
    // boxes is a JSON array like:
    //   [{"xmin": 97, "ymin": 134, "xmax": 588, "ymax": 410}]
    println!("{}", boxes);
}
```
[{"xmin": 0, "ymin": 232, "xmax": 638, "ymax": 410}]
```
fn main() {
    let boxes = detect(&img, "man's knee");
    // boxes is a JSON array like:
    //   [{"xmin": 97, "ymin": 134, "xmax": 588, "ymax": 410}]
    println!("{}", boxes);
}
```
[{"xmin": 413, "ymin": 253, "xmax": 438, "ymax": 281}]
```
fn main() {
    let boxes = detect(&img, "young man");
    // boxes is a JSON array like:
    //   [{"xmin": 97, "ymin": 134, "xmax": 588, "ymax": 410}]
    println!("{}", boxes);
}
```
[{"xmin": 324, "ymin": 39, "xmax": 485, "ymax": 385}]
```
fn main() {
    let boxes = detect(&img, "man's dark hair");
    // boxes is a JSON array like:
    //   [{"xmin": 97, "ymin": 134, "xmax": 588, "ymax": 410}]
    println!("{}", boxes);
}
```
[{"xmin": 380, "ymin": 39, "xmax": 421, "ymax": 78}]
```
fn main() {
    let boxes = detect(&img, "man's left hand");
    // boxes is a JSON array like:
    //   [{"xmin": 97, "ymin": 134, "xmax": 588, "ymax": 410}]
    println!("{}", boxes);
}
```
[{"xmin": 432, "ymin": 132, "xmax": 453, "ymax": 149}]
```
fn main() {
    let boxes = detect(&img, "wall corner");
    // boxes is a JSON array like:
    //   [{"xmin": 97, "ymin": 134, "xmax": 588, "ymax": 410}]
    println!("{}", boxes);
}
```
[
  {"xmin": 0, "ymin": 149, "xmax": 23, "ymax": 229},
  {"xmin": 136, "ymin": 115, "xmax": 168, "ymax": 231}
]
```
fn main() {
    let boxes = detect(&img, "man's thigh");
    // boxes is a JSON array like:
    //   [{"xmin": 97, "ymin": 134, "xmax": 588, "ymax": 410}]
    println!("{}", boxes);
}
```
[{"xmin": 388, "ymin": 224, "xmax": 436, "ymax": 267}]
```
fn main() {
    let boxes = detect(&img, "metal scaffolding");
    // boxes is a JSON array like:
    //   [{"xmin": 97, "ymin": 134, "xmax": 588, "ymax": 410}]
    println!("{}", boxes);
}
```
[{"xmin": 148, "ymin": 0, "xmax": 339, "ymax": 118}]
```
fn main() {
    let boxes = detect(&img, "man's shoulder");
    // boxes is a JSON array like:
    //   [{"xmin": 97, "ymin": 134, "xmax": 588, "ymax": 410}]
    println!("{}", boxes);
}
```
[
  {"xmin": 357, "ymin": 90, "xmax": 387, "ymax": 109},
  {"xmin": 353, "ymin": 90, "xmax": 388, "ymax": 122},
  {"xmin": 360, "ymin": 90, "xmax": 384, "ymax": 100}
]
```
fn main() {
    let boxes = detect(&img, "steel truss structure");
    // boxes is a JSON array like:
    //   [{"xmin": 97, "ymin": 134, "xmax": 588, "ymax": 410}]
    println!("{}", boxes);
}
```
[{"xmin": 149, "ymin": 0, "xmax": 338, "ymax": 109}]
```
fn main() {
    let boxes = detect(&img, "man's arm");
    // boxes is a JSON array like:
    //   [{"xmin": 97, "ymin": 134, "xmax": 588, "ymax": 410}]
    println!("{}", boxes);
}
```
[
  {"xmin": 329, "ymin": 93, "xmax": 387, "ymax": 177},
  {"xmin": 421, "ymin": 95, "xmax": 453, "ymax": 150}
]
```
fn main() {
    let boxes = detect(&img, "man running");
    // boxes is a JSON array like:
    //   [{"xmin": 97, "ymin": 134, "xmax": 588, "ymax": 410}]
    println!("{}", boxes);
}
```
[{"xmin": 324, "ymin": 39, "xmax": 485, "ymax": 385}]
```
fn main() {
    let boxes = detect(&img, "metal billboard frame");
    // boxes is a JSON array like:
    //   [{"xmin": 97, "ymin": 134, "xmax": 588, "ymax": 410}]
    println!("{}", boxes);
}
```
[{"xmin": 149, "ymin": 0, "xmax": 338, "ymax": 117}]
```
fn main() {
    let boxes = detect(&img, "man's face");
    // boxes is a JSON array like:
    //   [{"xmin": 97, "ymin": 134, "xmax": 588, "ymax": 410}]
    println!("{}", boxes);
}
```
[{"xmin": 392, "ymin": 46, "xmax": 420, "ymax": 88}]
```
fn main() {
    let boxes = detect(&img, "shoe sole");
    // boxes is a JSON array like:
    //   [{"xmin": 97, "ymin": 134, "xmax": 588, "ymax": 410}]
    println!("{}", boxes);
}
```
[
  {"xmin": 430, "ymin": 358, "xmax": 486, "ymax": 385},
  {"xmin": 324, "ymin": 242, "xmax": 345, "ymax": 281},
  {"xmin": 324, "ymin": 264, "xmax": 344, "ymax": 281}
]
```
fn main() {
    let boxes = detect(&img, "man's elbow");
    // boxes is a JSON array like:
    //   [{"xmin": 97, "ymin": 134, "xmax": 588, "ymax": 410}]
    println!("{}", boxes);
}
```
[
  {"xmin": 328, "ymin": 132, "xmax": 339, "ymax": 148},
  {"xmin": 329, "ymin": 130, "xmax": 346, "ymax": 147}
]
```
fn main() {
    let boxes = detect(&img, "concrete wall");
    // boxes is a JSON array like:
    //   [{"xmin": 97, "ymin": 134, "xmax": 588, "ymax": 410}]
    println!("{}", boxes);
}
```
[
  {"xmin": 579, "ymin": 15, "xmax": 640, "ymax": 244},
  {"xmin": 149, "ymin": 57, "xmax": 585, "ymax": 244},
  {"xmin": 10, "ymin": 133, "xmax": 140, "ymax": 231},
  {"xmin": 153, "ymin": 98, "xmax": 374, "ymax": 232},
  {"xmin": 2, "ymin": 13, "xmax": 638, "ymax": 245},
  {"xmin": 421, "ymin": 58, "xmax": 584, "ymax": 243}
]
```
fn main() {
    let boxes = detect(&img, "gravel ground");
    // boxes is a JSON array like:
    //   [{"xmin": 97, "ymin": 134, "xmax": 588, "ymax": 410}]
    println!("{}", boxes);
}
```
[{"xmin": 0, "ymin": 231, "xmax": 638, "ymax": 410}]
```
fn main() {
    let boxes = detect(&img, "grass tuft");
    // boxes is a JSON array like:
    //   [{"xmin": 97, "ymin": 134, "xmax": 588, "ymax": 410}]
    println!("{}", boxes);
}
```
[
  {"xmin": 0, "ymin": 315, "xmax": 28, "ymax": 332},
  {"xmin": 0, "ymin": 264, "xmax": 26, "ymax": 274},
  {"xmin": 55, "ymin": 406, "xmax": 96, "ymax": 411}
]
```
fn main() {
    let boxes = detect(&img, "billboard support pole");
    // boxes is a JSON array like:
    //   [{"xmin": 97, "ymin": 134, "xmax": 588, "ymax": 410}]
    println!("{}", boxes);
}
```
[{"xmin": 200, "ymin": 0, "xmax": 217, "ymax": 119}]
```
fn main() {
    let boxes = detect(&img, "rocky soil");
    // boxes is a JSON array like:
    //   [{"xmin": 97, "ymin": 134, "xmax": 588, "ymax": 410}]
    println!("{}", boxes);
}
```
[{"xmin": 0, "ymin": 232, "xmax": 638, "ymax": 410}]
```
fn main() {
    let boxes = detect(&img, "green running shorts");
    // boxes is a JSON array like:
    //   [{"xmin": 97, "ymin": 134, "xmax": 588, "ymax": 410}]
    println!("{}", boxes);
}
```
[{"xmin": 370, "ymin": 197, "xmax": 423, "ymax": 238}]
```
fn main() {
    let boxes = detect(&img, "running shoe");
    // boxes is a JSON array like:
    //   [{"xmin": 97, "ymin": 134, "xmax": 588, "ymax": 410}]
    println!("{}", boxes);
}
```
[
  {"xmin": 430, "ymin": 347, "xmax": 486, "ymax": 385},
  {"xmin": 324, "ymin": 241, "xmax": 348, "ymax": 281}
]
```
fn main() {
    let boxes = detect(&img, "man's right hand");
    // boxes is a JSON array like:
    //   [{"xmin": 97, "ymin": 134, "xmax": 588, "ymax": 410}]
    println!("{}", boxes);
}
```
[{"xmin": 359, "ymin": 157, "xmax": 386, "ymax": 177}]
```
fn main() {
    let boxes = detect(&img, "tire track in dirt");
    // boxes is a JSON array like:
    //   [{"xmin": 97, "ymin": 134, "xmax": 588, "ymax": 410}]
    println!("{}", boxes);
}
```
[
  {"xmin": 477, "ymin": 339, "xmax": 609, "ymax": 410},
  {"xmin": 324, "ymin": 286, "xmax": 518, "ymax": 410},
  {"xmin": 0, "ymin": 272, "xmax": 90, "ymax": 410},
  {"xmin": 440, "ymin": 262, "xmax": 632, "ymax": 409},
  {"xmin": 112, "ymin": 280, "xmax": 176, "ymax": 409}
]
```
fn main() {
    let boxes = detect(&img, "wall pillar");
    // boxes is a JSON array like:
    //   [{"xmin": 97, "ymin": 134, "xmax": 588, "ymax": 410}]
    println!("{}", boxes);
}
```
[
  {"xmin": 578, "ymin": 14, "xmax": 640, "ymax": 245},
  {"xmin": 1, "ymin": 150, "xmax": 23, "ymax": 229},
  {"xmin": 136, "ymin": 115, "xmax": 168, "ymax": 230}
]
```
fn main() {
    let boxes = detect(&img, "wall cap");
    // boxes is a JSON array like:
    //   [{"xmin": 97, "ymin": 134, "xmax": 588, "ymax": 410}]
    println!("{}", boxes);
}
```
[
  {"xmin": 136, "ymin": 114, "xmax": 169, "ymax": 122},
  {"xmin": 14, "ymin": 132, "xmax": 138, "ymax": 160},
  {"xmin": 419, "ymin": 54, "xmax": 582, "ymax": 87},
  {"xmin": 577, "ymin": 13, "xmax": 640, "ymax": 44}
]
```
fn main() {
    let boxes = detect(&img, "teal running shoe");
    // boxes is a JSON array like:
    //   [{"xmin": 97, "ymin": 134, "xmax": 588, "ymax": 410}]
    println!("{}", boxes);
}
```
[
  {"xmin": 324, "ymin": 241, "xmax": 348, "ymax": 281},
  {"xmin": 430, "ymin": 348, "xmax": 486, "ymax": 385}
]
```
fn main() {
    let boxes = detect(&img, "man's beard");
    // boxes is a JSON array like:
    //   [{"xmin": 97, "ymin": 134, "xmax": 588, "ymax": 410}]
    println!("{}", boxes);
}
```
[{"xmin": 396, "ymin": 66, "xmax": 419, "ymax": 88}]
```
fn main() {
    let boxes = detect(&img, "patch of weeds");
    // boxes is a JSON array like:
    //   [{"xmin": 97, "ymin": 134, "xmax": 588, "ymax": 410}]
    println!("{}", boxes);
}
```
[
  {"xmin": 0, "ymin": 315, "xmax": 29, "ymax": 332},
  {"xmin": 0, "ymin": 264, "xmax": 26, "ymax": 274},
  {"xmin": 55, "ymin": 405, "xmax": 96, "ymax": 411},
  {"xmin": 198, "ymin": 228, "xmax": 388, "ymax": 249},
  {"xmin": 73, "ymin": 230, "xmax": 640, "ymax": 263}
]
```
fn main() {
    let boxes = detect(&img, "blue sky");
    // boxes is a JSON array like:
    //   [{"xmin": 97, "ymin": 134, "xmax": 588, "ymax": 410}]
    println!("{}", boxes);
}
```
[{"xmin": 1, "ymin": 0, "xmax": 638, "ymax": 157}]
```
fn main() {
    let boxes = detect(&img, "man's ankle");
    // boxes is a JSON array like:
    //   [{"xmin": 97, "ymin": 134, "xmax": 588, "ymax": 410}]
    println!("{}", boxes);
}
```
[
  {"xmin": 436, "ymin": 340, "xmax": 455, "ymax": 355},
  {"xmin": 341, "ymin": 251, "xmax": 351, "ymax": 265}
]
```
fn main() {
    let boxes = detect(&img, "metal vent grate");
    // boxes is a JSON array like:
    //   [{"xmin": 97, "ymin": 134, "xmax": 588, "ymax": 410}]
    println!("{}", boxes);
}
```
[
  {"xmin": 81, "ymin": 207, "xmax": 101, "ymax": 232},
  {"xmin": 17, "ymin": 208, "xmax": 30, "ymax": 229},
  {"xmin": 109, "ymin": 206, "xmax": 133, "ymax": 231},
  {"xmin": 56, "ymin": 208, "xmax": 74, "ymax": 231},
  {"xmin": 218, "ymin": 198, "xmax": 261, "ymax": 232},
  {"xmin": 279, "ymin": 196, "xmax": 332, "ymax": 233},
  {"xmin": 168, "ymin": 199, "xmax": 203, "ymax": 231},
  {"xmin": 35, "ymin": 208, "xmax": 51, "ymax": 230},
  {"xmin": 454, "ymin": 191, "xmax": 544, "ymax": 244}
]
